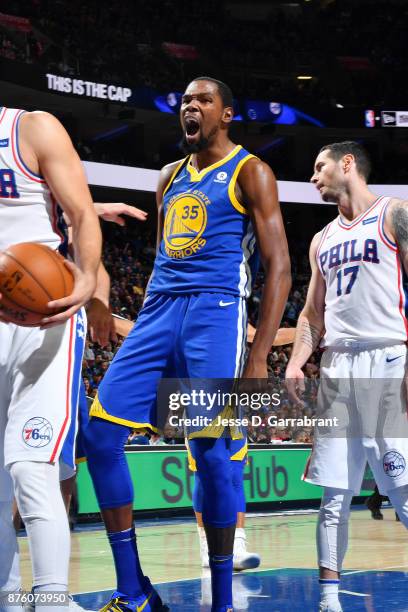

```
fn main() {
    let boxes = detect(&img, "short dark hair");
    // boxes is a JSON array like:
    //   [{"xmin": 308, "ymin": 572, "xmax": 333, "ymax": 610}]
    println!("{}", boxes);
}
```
[
  {"xmin": 320, "ymin": 141, "xmax": 371, "ymax": 180},
  {"xmin": 192, "ymin": 76, "xmax": 234, "ymax": 108}
]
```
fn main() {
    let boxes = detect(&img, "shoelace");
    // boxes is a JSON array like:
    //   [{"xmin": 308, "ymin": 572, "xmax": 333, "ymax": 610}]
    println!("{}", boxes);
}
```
[{"xmin": 100, "ymin": 597, "xmax": 129, "ymax": 612}]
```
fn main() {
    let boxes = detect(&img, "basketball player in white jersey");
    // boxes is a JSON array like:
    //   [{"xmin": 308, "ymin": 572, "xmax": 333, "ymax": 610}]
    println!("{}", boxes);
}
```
[
  {"xmin": 0, "ymin": 106, "xmax": 101, "ymax": 611},
  {"xmin": 286, "ymin": 141, "xmax": 408, "ymax": 612}
]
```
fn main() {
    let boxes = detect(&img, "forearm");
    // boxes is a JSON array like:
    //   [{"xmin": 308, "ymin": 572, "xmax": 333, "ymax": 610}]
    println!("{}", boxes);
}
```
[
  {"xmin": 91, "ymin": 263, "xmax": 110, "ymax": 307},
  {"xmin": 249, "ymin": 265, "xmax": 292, "ymax": 361},
  {"xmin": 93, "ymin": 203, "xmax": 105, "ymax": 216},
  {"xmin": 70, "ymin": 208, "xmax": 102, "ymax": 278},
  {"xmin": 112, "ymin": 314, "xmax": 134, "ymax": 337},
  {"xmin": 289, "ymin": 312, "xmax": 324, "ymax": 369}
]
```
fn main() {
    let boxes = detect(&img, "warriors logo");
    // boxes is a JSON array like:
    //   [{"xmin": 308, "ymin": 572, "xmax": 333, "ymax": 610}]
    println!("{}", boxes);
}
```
[{"xmin": 164, "ymin": 191, "xmax": 208, "ymax": 258}]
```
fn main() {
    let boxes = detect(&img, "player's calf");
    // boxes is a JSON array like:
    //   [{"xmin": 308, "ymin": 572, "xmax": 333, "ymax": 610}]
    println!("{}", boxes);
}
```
[
  {"xmin": 10, "ymin": 461, "xmax": 71, "ymax": 612},
  {"xmin": 317, "ymin": 488, "xmax": 353, "ymax": 612}
]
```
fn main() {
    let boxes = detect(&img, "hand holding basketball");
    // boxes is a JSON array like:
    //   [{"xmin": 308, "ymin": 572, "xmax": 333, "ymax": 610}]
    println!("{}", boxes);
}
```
[
  {"xmin": 41, "ymin": 259, "xmax": 97, "ymax": 328},
  {"xmin": 0, "ymin": 242, "xmax": 96, "ymax": 327},
  {"xmin": 0, "ymin": 242, "xmax": 75, "ymax": 326}
]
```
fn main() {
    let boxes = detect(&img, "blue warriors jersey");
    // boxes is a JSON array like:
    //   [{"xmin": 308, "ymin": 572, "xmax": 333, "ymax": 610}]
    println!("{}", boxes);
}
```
[{"xmin": 148, "ymin": 145, "xmax": 259, "ymax": 297}]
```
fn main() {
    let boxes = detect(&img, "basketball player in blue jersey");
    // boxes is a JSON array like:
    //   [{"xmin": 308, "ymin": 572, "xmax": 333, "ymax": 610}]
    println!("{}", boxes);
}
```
[
  {"xmin": 286, "ymin": 141, "xmax": 408, "ymax": 612},
  {"xmin": 84, "ymin": 77, "xmax": 291, "ymax": 612}
]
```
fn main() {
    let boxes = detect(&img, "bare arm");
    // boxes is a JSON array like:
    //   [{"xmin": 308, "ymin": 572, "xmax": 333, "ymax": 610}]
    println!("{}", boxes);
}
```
[
  {"xmin": 238, "ymin": 158, "xmax": 292, "ymax": 378},
  {"xmin": 112, "ymin": 317, "xmax": 296, "ymax": 345},
  {"xmin": 64, "ymin": 203, "xmax": 148, "ymax": 227},
  {"xmin": 272, "ymin": 327, "xmax": 296, "ymax": 347},
  {"xmin": 93, "ymin": 202, "xmax": 147, "ymax": 226},
  {"xmin": 286, "ymin": 232, "xmax": 326, "ymax": 399},
  {"xmin": 386, "ymin": 198, "xmax": 408, "ymax": 273},
  {"xmin": 112, "ymin": 314, "xmax": 135, "ymax": 337},
  {"xmin": 87, "ymin": 263, "xmax": 118, "ymax": 347},
  {"xmin": 19, "ymin": 111, "xmax": 101, "ymax": 324}
]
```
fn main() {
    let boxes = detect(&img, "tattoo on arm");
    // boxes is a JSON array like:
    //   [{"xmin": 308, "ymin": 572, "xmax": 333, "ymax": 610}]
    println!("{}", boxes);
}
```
[
  {"xmin": 392, "ymin": 204, "xmax": 408, "ymax": 255},
  {"xmin": 299, "ymin": 320, "xmax": 321, "ymax": 351}
]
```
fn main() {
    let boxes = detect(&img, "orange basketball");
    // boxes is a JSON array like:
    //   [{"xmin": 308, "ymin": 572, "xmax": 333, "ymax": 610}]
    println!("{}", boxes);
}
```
[{"xmin": 0, "ymin": 242, "xmax": 74, "ymax": 326}]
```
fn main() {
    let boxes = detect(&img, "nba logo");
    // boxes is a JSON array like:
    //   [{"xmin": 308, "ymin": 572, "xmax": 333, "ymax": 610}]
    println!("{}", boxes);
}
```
[{"xmin": 365, "ymin": 110, "xmax": 375, "ymax": 128}]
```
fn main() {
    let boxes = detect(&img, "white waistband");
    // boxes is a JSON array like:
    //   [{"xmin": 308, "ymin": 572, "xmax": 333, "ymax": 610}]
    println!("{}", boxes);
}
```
[{"xmin": 325, "ymin": 340, "xmax": 406, "ymax": 351}]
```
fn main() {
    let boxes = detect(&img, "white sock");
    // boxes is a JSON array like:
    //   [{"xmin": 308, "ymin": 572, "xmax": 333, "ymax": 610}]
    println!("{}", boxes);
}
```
[
  {"xmin": 235, "ymin": 527, "xmax": 245, "ymax": 539},
  {"xmin": 234, "ymin": 528, "xmax": 246, "ymax": 555},
  {"xmin": 319, "ymin": 579, "xmax": 340, "ymax": 604}
]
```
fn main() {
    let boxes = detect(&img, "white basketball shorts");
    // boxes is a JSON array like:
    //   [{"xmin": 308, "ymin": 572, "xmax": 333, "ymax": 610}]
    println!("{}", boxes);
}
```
[
  {"xmin": 303, "ymin": 342, "xmax": 408, "ymax": 495},
  {"xmin": 0, "ymin": 309, "xmax": 86, "ymax": 472}
]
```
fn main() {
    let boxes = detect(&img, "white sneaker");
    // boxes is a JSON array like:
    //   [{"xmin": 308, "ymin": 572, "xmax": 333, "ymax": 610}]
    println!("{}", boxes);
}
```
[
  {"xmin": 233, "ymin": 529, "xmax": 261, "ymax": 571},
  {"xmin": 0, "ymin": 587, "xmax": 24, "ymax": 611},
  {"xmin": 319, "ymin": 600, "xmax": 343, "ymax": 612},
  {"xmin": 198, "ymin": 526, "xmax": 209, "ymax": 568},
  {"xmin": 197, "ymin": 526, "xmax": 261, "ymax": 571}
]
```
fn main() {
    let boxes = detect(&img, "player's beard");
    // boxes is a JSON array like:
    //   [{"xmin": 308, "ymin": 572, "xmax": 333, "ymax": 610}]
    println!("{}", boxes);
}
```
[{"xmin": 179, "ymin": 133, "xmax": 209, "ymax": 154}]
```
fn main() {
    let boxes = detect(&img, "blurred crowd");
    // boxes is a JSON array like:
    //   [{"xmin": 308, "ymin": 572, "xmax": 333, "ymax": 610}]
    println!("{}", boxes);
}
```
[
  {"xmin": 3, "ymin": 0, "xmax": 408, "ymax": 107},
  {"xmin": 82, "ymin": 231, "xmax": 321, "ymax": 446}
]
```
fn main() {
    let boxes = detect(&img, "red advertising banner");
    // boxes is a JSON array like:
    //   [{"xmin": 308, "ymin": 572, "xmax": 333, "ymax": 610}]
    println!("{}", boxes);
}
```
[
  {"xmin": 0, "ymin": 12, "xmax": 32, "ymax": 33},
  {"xmin": 162, "ymin": 42, "xmax": 198, "ymax": 60}
]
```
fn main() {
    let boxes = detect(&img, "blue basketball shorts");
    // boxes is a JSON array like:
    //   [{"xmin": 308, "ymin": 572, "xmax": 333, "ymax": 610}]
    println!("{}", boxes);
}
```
[{"xmin": 90, "ymin": 292, "xmax": 247, "ymax": 434}]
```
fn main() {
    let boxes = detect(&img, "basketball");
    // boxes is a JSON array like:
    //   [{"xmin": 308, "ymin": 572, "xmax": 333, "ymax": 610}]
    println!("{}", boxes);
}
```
[{"xmin": 0, "ymin": 242, "xmax": 74, "ymax": 326}]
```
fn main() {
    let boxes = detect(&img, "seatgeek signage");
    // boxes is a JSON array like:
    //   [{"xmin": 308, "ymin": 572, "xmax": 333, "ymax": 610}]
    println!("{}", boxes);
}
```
[{"xmin": 46, "ymin": 73, "xmax": 132, "ymax": 103}]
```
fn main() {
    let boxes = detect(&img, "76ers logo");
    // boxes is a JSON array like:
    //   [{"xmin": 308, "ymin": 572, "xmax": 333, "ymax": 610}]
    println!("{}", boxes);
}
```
[
  {"xmin": 22, "ymin": 417, "xmax": 53, "ymax": 448},
  {"xmin": 164, "ymin": 191, "xmax": 209, "ymax": 258},
  {"xmin": 383, "ymin": 450, "xmax": 406, "ymax": 478}
]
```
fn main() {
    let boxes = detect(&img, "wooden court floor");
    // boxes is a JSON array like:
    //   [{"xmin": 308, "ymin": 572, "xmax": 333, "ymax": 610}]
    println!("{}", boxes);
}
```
[{"xmin": 18, "ymin": 507, "xmax": 408, "ymax": 594}]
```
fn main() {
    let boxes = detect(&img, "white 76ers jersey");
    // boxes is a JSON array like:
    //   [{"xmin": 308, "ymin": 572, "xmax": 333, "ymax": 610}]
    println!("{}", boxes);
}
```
[
  {"xmin": 0, "ymin": 107, "xmax": 68, "ymax": 253},
  {"xmin": 317, "ymin": 196, "xmax": 408, "ymax": 347}
]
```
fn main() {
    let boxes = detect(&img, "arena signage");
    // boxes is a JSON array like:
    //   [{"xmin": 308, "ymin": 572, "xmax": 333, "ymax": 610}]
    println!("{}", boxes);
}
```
[
  {"xmin": 76, "ymin": 447, "xmax": 372, "ymax": 513},
  {"xmin": 45, "ymin": 73, "xmax": 132, "ymax": 102},
  {"xmin": 381, "ymin": 110, "xmax": 408, "ymax": 128}
]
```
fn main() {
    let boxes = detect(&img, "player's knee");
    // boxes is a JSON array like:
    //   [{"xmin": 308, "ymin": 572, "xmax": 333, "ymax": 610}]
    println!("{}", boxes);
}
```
[
  {"xmin": 320, "ymin": 488, "xmax": 352, "ymax": 526},
  {"xmin": 188, "ymin": 439, "xmax": 234, "ymax": 498},
  {"xmin": 9, "ymin": 461, "xmax": 59, "ymax": 522},
  {"xmin": 199, "ymin": 459, "xmax": 231, "ymax": 493},
  {"xmin": 194, "ymin": 441, "xmax": 229, "ymax": 475},
  {"xmin": 84, "ymin": 417, "xmax": 130, "ymax": 461}
]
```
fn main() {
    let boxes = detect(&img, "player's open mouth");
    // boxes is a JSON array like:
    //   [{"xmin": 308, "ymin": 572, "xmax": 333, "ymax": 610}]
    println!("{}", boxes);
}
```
[{"xmin": 185, "ymin": 117, "xmax": 200, "ymax": 137}]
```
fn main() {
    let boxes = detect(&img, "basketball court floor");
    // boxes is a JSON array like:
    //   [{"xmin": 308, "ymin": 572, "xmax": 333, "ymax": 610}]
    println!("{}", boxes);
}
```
[{"xmin": 19, "ymin": 507, "xmax": 408, "ymax": 611}]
